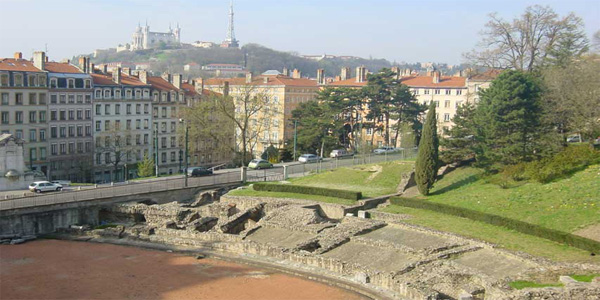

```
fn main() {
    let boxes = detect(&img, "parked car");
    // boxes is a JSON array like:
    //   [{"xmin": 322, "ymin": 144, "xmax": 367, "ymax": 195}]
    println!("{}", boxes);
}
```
[
  {"xmin": 373, "ymin": 146, "xmax": 397, "ymax": 154},
  {"xmin": 29, "ymin": 181, "xmax": 63, "ymax": 193},
  {"xmin": 329, "ymin": 149, "xmax": 354, "ymax": 158},
  {"xmin": 248, "ymin": 159, "xmax": 273, "ymax": 169},
  {"xmin": 187, "ymin": 167, "xmax": 213, "ymax": 177},
  {"xmin": 298, "ymin": 154, "xmax": 322, "ymax": 163},
  {"xmin": 566, "ymin": 135, "xmax": 582, "ymax": 143},
  {"xmin": 50, "ymin": 180, "xmax": 71, "ymax": 186}
]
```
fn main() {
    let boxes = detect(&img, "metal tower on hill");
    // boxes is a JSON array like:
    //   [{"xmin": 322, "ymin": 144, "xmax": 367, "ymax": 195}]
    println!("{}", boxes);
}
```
[{"xmin": 223, "ymin": 1, "xmax": 239, "ymax": 48}]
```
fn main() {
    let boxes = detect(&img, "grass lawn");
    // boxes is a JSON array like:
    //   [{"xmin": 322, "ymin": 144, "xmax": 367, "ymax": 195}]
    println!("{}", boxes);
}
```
[
  {"xmin": 226, "ymin": 188, "xmax": 356, "ymax": 205},
  {"xmin": 416, "ymin": 165, "xmax": 600, "ymax": 233},
  {"xmin": 381, "ymin": 205, "xmax": 599, "ymax": 263},
  {"xmin": 509, "ymin": 281, "xmax": 563, "ymax": 290},
  {"xmin": 290, "ymin": 161, "xmax": 414, "ymax": 198},
  {"xmin": 570, "ymin": 274, "xmax": 600, "ymax": 282}
]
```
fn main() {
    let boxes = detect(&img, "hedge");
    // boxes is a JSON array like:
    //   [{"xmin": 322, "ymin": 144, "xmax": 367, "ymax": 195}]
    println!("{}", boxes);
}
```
[
  {"xmin": 390, "ymin": 197, "xmax": 600, "ymax": 253},
  {"xmin": 253, "ymin": 183, "xmax": 362, "ymax": 201}
]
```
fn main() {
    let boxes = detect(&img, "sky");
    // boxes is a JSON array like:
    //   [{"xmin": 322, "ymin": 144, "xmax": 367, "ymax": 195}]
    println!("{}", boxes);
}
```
[{"xmin": 0, "ymin": 0, "xmax": 598, "ymax": 65}]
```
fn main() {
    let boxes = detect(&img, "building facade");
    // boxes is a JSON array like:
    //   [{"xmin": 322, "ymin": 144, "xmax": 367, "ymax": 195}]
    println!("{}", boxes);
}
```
[
  {"xmin": 91, "ymin": 68, "xmax": 153, "ymax": 183},
  {"xmin": 0, "ymin": 52, "xmax": 48, "ymax": 174},
  {"xmin": 132, "ymin": 23, "xmax": 181, "ymax": 51},
  {"xmin": 45, "ymin": 60, "xmax": 94, "ymax": 182},
  {"xmin": 204, "ymin": 72, "xmax": 319, "ymax": 156}
]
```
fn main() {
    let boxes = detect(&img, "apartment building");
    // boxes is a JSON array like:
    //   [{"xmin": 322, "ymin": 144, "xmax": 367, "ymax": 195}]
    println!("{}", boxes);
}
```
[
  {"xmin": 45, "ymin": 60, "xmax": 94, "ymax": 182},
  {"xmin": 0, "ymin": 52, "xmax": 48, "ymax": 174},
  {"xmin": 91, "ymin": 67, "xmax": 153, "ymax": 183},
  {"xmin": 204, "ymin": 70, "xmax": 319, "ymax": 156}
]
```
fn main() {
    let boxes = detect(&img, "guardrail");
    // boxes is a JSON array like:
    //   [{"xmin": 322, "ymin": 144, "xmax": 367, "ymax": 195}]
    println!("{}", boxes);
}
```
[{"xmin": 0, "ymin": 171, "xmax": 241, "ymax": 211}]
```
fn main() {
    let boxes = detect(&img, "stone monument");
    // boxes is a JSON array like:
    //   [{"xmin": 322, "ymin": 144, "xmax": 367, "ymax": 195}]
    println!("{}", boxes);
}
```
[{"xmin": 0, "ymin": 134, "xmax": 35, "ymax": 191}]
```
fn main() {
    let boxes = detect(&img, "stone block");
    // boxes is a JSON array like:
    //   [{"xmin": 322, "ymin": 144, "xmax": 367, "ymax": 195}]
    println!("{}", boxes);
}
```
[
  {"xmin": 10, "ymin": 238, "xmax": 25, "ymax": 245},
  {"xmin": 559, "ymin": 276, "xmax": 577, "ymax": 284},
  {"xmin": 354, "ymin": 272, "xmax": 370, "ymax": 284},
  {"xmin": 357, "ymin": 210, "xmax": 369, "ymax": 219},
  {"xmin": 458, "ymin": 292, "xmax": 473, "ymax": 300}
]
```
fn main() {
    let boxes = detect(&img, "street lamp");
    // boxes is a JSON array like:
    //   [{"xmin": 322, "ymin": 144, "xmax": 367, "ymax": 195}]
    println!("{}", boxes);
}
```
[
  {"xmin": 179, "ymin": 119, "xmax": 189, "ymax": 187},
  {"xmin": 293, "ymin": 119, "xmax": 298, "ymax": 161},
  {"xmin": 178, "ymin": 149, "xmax": 183, "ymax": 173}
]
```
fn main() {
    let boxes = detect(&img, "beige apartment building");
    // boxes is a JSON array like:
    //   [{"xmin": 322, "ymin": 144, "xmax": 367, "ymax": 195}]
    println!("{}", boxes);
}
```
[
  {"xmin": 204, "ymin": 70, "xmax": 319, "ymax": 156},
  {"xmin": 0, "ymin": 52, "xmax": 48, "ymax": 174}
]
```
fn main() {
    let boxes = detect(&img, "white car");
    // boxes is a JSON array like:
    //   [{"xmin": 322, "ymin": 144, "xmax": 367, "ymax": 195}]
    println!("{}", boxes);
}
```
[
  {"xmin": 50, "ymin": 180, "xmax": 71, "ymax": 186},
  {"xmin": 29, "ymin": 181, "xmax": 63, "ymax": 193},
  {"xmin": 373, "ymin": 146, "xmax": 397, "ymax": 154},
  {"xmin": 298, "ymin": 154, "xmax": 322, "ymax": 163}
]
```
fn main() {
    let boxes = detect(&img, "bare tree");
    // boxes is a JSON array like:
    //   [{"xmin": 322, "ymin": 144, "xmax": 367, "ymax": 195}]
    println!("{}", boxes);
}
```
[
  {"xmin": 465, "ymin": 5, "xmax": 588, "ymax": 71},
  {"xmin": 95, "ymin": 124, "xmax": 137, "ymax": 181},
  {"xmin": 184, "ymin": 83, "xmax": 276, "ymax": 166}
]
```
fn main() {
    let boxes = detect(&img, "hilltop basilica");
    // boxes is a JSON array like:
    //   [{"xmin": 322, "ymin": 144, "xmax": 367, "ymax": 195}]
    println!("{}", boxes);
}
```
[{"xmin": 131, "ymin": 23, "xmax": 181, "ymax": 50}]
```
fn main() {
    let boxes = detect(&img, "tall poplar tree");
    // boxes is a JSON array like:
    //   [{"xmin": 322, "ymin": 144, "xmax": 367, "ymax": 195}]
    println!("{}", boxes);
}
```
[{"xmin": 415, "ymin": 102, "xmax": 439, "ymax": 195}]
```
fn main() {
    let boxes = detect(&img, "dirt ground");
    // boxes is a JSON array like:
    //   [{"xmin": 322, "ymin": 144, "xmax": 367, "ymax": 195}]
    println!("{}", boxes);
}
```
[
  {"xmin": 574, "ymin": 224, "xmax": 600, "ymax": 242},
  {"xmin": 0, "ymin": 240, "xmax": 367, "ymax": 300}
]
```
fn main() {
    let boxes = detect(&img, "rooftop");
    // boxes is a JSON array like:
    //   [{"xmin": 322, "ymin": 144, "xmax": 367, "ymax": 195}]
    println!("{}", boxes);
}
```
[{"xmin": 0, "ymin": 59, "xmax": 42, "ymax": 72}]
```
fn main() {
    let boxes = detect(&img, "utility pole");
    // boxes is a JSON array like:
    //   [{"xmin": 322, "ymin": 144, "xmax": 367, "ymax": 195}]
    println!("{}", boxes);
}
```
[
  {"xmin": 293, "ymin": 120, "xmax": 298, "ymax": 161},
  {"xmin": 154, "ymin": 129, "xmax": 159, "ymax": 177},
  {"xmin": 184, "ymin": 124, "xmax": 189, "ymax": 187}
]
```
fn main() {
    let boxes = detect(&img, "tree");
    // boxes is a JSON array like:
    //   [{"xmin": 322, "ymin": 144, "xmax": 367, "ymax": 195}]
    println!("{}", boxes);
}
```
[
  {"xmin": 364, "ymin": 69, "xmax": 397, "ymax": 145},
  {"xmin": 473, "ymin": 70, "xmax": 546, "ymax": 166},
  {"xmin": 137, "ymin": 154, "xmax": 155, "ymax": 178},
  {"xmin": 317, "ymin": 87, "xmax": 364, "ymax": 151},
  {"xmin": 415, "ymin": 102, "xmax": 439, "ymax": 195},
  {"xmin": 440, "ymin": 102, "xmax": 477, "ymax": 164},
  {"xmin": 184, "ymin": 83, "xmax": 275, "ymax": 167},
  {"xmin": 390, "ymin": 84, "xmax": 426, "ymax": 147},
  {"xmin": 466, "ymin": 5, "xmax": 589, "ymax": 71},
  {"xmin": 95, "ymin": 124, "xmax": 137, "ymax": 182},
  {"xmin": 291, "ymin": 101, "xmax": 343, "ymax": 156},
  {"xmin": 543, "ymin": 58, "xmax": 600, "ymax": 140}
]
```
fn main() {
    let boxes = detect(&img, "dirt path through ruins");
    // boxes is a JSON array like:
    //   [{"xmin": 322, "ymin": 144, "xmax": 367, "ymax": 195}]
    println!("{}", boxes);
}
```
[{"xmin": 0, "ymin": 240, "xmax": 368, "ymax": 300}]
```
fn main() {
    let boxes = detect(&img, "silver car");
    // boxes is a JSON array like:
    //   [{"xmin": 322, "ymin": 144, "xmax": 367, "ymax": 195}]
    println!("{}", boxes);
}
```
[
  {"xmin": 298, "ymin": 154, "xmax": 322, "ymax": 163},
  {"xmin": 29, "ymin": 181, "xmax": 63, "ymax": 193}
]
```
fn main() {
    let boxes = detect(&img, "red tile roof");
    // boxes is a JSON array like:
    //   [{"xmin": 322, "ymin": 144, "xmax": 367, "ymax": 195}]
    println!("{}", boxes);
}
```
[
  {"xmin": 44, "ymin": 62, "xmax": 83, "ymax": 74},
  {"xmin": 0, "ymin": 59, "xmax": 43, "ymax": 72},
  {"xmin": 328, "ymin": 75, "xmax": 467, "ymax": 88},
  {"xmin": 91, "ymin": 72, "xmax": 148, "ymax": 86},
  {"xmin": 146, "ymin": 76, "xmax": 178, "ymax": 91},
  {"xmin": 204, "ymin": 74, "xmax": 318, "ymax": 87}
]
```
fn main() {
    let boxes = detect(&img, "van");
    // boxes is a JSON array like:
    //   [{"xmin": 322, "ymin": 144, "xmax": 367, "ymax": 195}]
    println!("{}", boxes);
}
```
[{"xmin": 330, "ymin": 149, "xmax": 353, "ymax": 158}]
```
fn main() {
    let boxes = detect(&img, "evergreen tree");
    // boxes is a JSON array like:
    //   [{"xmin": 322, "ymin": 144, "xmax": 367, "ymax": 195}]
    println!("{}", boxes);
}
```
[
  {"xmin": 440, "ymin": 102, "xmax": 477, "ymax": 164},
  {"xmin": 473, "ymin": 70, "xmax": 544, "ymax": 166},
  {"xmin": 415, "ymin": 102, "xmax": 439, "ymax": 195},
  {"xmin": 137, "ymin": 154, "xmax": 155, "ymax": 178}
]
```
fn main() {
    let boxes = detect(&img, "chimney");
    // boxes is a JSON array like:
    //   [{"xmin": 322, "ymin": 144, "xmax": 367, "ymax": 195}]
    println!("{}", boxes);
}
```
[
  {"xmin": 79, "ymin": 57, "xmax": 87, "ymax": 73},
  {"xmin": 161, "ymin": 72, "xmax": 171, "ymax": 82},
  {"xmin": 292, "ymin": 69, "xmax": 301, "ymax": 79},
  {"xmin": 102, "ymin": 64, "xmax": 108, "ymax": 74},
  {"xmin": 356, "ymin": 65, "xmax": 366, "ymax": 83},
  {"xmin": 172, "ymin": 74, "xmax": 182, "ymax": 89},
  {"xmin": 282, "ymin": 67, "xmax": 289, "ymax": 76},
  {"xmin": 263, "ymin": 77, "xmax": 269, "ymax": 84},
  {"xmin": 33, "ymin": 51, "xmax": 46, "ymax": 70},
  {"xmin": 316, "ymin": 69, "xmax": 324, "ymax": 85},
  {"xmin": 196, "ymin": 78, "xmax": 204, "ymax": 92},
  {"xmin": 246, "ymin": 72, "xmax": 253, "ymax": 84},
  {"xmin": 391, "ymin": 66, "xmax": 400, "ymax": 79},
  {"xmin": 14, "ymin": 52, "xmax": 22, "ymax": 59},
  {"xmin": 89, "ymin": 63, "xmax": 95, "ymax": 74},
  {"xmin": 335, "ymin": 75, "xmax": 341, "ymax": 81},
  {"xmin": 113, "ymin": 67, "xmax": 122, "ymax": 84},
  {"xmin": 122, "ymin": 67, "xmax": 131, "ymax": 76},
  {"xmin": 223, "ymin": 81, "xmax": 229, "ymax": 97},
  {"xmin": 340, "ymin": 67, "xmax": 350, "ymax": 80},
  {"xmin": 139, "ymin": 70, "xmax": 148, "ymax": 84},
  {"xmin": 432, "ymin": 71, "xmax": 440, "ymax": 84}
]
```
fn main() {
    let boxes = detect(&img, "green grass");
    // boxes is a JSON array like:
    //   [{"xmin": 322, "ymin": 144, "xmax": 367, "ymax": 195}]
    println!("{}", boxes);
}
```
[
  {"xmin": 227, "ymin": 188, "xmax": 356, "ymax": 205},
  {"xmin": 70, "ymin": 183, "xmax": 95, "ymax": 186},
  {"xmin": 418, "ymin": 165, "xmax": 600, "ymax": 233},
  {"xmin": 570, "ymin": 274, "xmax": 599, "ymax": 282},
  {"xmin": 381, "ymin": 205, "xmax": 599, "ymax": 263},
  {"xmin": 509, "ymin": 281, "xmax": 563, "ymax": 290},
  {"xmin": 290, "ymin": 161, "xmax": 414, "ymax": 198}
]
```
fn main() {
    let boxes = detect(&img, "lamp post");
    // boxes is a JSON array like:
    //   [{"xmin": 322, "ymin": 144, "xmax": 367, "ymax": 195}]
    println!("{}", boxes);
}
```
[
  {"xmin": 293, "ymin": 119, "xmax": 298, "ymax": 161},
  {"xmin": 179, "ymin": 119, "xmax": 189, "ymax": 187},
  {"xmin": 178, "ymin": 149, "xmax": 183, "ymax": 173},
  {"xmin": 154, "ymin": 129, "xmax": 159, "ymax": 177}
]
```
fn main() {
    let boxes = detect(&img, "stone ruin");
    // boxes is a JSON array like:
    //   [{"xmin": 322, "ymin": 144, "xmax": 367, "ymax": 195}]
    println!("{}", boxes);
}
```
[{"xmin": 82, "ymin": 190, "xmax": 599, "ymax": 300}]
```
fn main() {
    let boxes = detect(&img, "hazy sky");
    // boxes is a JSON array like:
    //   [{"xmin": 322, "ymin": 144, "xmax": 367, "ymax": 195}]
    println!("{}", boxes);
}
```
[{"xmin": 1, "ymin": 0, "xmax": 598, "ymax": 64}]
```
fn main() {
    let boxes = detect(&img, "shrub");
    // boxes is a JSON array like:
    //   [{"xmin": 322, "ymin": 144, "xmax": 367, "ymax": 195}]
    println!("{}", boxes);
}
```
[
  {"xmin": 390, "ymin": 197, "xmax": 600, "ymax": 253},
  {"xmin": 253, "ymin": 183, "xmax": 362, "ymax": 200},
  {"xmin": 525, "ymin": 145, "xmax": 600, "ymax": 183}
]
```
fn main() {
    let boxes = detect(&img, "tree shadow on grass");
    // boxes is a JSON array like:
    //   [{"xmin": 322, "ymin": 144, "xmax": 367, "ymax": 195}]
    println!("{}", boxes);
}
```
[{"xmin": 429, "ymin": 173, "xmax": 480, "ymax": 196}]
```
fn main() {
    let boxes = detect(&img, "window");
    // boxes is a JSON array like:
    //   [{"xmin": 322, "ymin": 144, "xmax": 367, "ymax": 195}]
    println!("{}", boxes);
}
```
[
  {"xmin": 126, "ymin": 104, "xmax": 132, "ymax": 114},
  {"xmin": 445, "ymin": 89, "xmax": 451, "ymax": 95},
  {"xmin": 161, "ymin": 122, "xmax": 166, "ymax": 132},
  {"xmin": 136, "ymin": 104, "xmax": 141, "ymax": 114},
  {"xmin": 77, "ymin": 109, "xmax": 83, "ymax": 120},
  {"xmin": 29, "ymin": 129, "xmax": 37, "ymax": 142},
  {"xmin": 77, "ymin": 95, "xmax": 83, "ymax": 103},
  {"xmin": 170, "ymin": 108, "xmax": 176, "ymax": 118},
  {"xmin": 170, "ymin": 152, "xmax": 176, "ymax": 162},
  {"xmin": 84, "ymin": 80, "xmax": 91, "ymax": 89},
  {"xmin": 85, "ymin": 125, "xmax": 91, "ymax": 136},
  {"xmin": 115, "ymin": 120, "xmax": 121, "ymax": 130},
  {"xmin": 144, "ymin": 119, "xmax": 149, "ymax": 129},
  {"xmin": 14, "ymin": 74, "xmax": 23, "ymax": 86},
  {"xmin": 456, "ymin": 89, "xmax": 463, "ymax": 95},
  {"xmin": 59, "ymin": 110, "xmax": 66, "ymax": 120},
  {"xmin": 126, "ymin": 120, "xmax": 131, "ymax": 130},
  {"xmin": 126, "ymin": 135, "xmax": 132, "ymax": 146},
  {"xmin": 424, "ymin": 89, "xmax": 430, "ymax": 95},
  {"xmin": 68, "ymin": 95, "xmax": 75, "ymax": 103},
  {"xmin": 104, "ymin": 104, "xmax": 110, "ymax": 115},
  {"xmin": 444, "ymin": 113, "xmax": 450, "ymax": 122},
  {"xmin": 15, "ymin": 111, "xmax": 23, "ymax": 123},
  {"xmin": 29, "ymin": 148, "xmax": 37, "ymax": 161},
  {"xmin": 444, "ymin": 100, "xmax": 450, "ymax": 108},
  {"xmin": 77, "ymin": 142, "xmax": 83, "ymax": 153},
  {"xmin": 144, "ymin": 104, "xmax": 149, "ymax": 114},
  {"xmin": 60, "ymin": 143, "xmax": 66, "ymax": 154},
  {"xmin": 125, "ymin": 89, "xmax": 132, "ymax": 99},
  {"xmin": 85, "ymin": 109, "xmax": 91, "ymax": 119},
  {"xmin": 143, "ymin": 90, "xmax": 149, "ymax": 99},
  {"xmin": 95, "ymin": 121, "xmax": 101, "ymax": 132},
  {"xmin": 50, "ymin": 110, "xmax": 57, "ymax": 121},
  {"xmin": 144, "ymin": 134, "xmax": 149, "ymax": 145},
  {"xmin": 115, "ymin": 104, "xmax": 120, "ymax": 115},
  {"xmin": 136, "ymin": 134, "xmax": 141, "ymax": 145},
  {"xmin": 85, "ymin": 95, "xmax": 91, "ymax": 103},
  {"xmin": 95, "ymin": 104, "xmax": 101, "ymax": 115},
  {"xmin": 1, "ymin": 93, "xmax": 8, "ymax": 105},
  {"xmin": 104, "ymin": 90, "xmax": 111, "ymax": 98},
  {"xmin": 59, "ymin": 126, "xmax": 66, "ymax": 138},
  {"xmin": 170, "ymin": 136, "xmax": 176, "ymax": 147},
  {"xmin": 1, "ymin": 112, "xmax": 8, "ymax": 124},
  {"xmin": 95, "ymin": 89, "xmax": 102, "ymax": 99},
  {"xmin": 39, "ymin": 93, "xmax": 46, "ymax": 104},
  {"xmin": 433, "ymin": 100, "xmax": 439, "ymax": 107},
  {"xmin": 39, "ymin": 129, "xmax": 46, "ymax": 141},
  {"xmin": 0, "ymin": 74, "xmax": 8, "ymax": 86},
  {"xmin": 51, "ymin": 144, "xmax": 58, "ymax": 155},
  {"xmin": 68, "ymin": 142, "xmax": 75, "ymax": 154},
  {"xmin": 28, "ymin": 93, "xmax": 37, "ymax": 105},
  {"xmin": 50, "ymin": 126, "xmax": 57, "ymax": 138},
  {"xmin": 105, "ymin": 153, "xmax": 111, "ymax": 163},
  {"xmin": 135, "ymin": 90, "xmax": 141, "ymax": 99},
  {"xmin": 40, "ymin": 148, "xmax": 46, "ymax": 160},
  {"xmin": 170, "ymin": 122, "xmax": 176, "ymax": 132},
  {"xmin": 96, "ymin": 153, "xmax": 102, "ymax": 165},
  {"xmin": 16, "ymin": 93, "xmax": 23, "ymax": 105},
  {"xmin": 67, "ymin": 79, "xmax": 74, "ymax": 89},
  {"xmin": 15, "ymin": 130, "xmax": 23, "ymax": 139},
  {"xmin": 104, "ymin": 120, "xmax": 110, "ymax": 131},
  {"xmin": 39, "ymin": 111, "xmax": 46, "ymax": 123},
  {"xmin": 161, "ymin": 153, "xmax": 167, "ymax": 163},
  {"xmin": 161, "ymin": 137, "xmax": 166, "ymax": 148},
  {"xmin": 29, "ymin": 111, "xmax": 36, "ymax": 123},
  {"xmin": 77, "ymin": 125, "xmax": 83, "ymax": 136},
  {"xmin": 59, "ymin": 94, "xmax": 66, "ymax": 104},
  {"xmin": 153, "ymin": 107, "xmax": 158, "ymax": 117},
  {"xmin": 85, "ymin": 142, "xmax": 92, "ymax": 153},
  {"xmin": 161, "ymin": 107, "xmax": 167, "ymax": 118},
  {"xmin": 136, "ymin": 119, "xmax": 141, "ymax": 129},
  {"xmin": 68, "ymin": 110, "xmax": 74, "ymax": 120}
]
